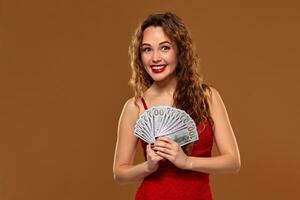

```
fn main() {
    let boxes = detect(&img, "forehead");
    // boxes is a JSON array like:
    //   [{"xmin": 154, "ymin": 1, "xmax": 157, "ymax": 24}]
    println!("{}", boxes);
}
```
[{"xmin": 142, "ymin": 26, "xmax": 172, "ymax": 44}]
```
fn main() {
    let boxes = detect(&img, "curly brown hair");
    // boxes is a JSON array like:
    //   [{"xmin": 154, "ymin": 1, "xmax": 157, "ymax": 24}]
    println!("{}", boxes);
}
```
[{"xmin": 128, "ymin": 12, "xmax": 214, "ymax": 151}]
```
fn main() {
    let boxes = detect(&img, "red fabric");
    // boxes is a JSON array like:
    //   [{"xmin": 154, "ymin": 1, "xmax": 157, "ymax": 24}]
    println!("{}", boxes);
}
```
[
  {"xmin": 141, "ymin": 97, "xmax": 148, "ymax": 110},
  {"xmin": 135, "ymin": 98, "xmax": 214, "ymax": 200}
]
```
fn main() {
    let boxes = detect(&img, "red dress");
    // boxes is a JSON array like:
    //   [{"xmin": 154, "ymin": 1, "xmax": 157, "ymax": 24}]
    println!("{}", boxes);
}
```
[{"xmin": 135, "ymin": 97, "xmax": 214, "ymax": 200}]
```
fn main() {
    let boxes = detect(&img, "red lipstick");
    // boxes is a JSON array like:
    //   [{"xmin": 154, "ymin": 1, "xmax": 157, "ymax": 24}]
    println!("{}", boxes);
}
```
[{"xmin": 151, "ymin": 64, "xmax": 167, "ymax": 74}]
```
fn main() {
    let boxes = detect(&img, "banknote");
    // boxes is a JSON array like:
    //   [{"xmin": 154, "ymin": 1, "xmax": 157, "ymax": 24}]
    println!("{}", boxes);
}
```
[{"xmin": 134, "ymin": 106, "xmax": 199, "ymax": 146}]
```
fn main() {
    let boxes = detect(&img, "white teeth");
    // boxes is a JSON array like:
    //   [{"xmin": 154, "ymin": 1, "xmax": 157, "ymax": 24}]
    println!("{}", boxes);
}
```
[{"xmin": 151, "ymin": 65, "xmax": 166, "ymax": 70}]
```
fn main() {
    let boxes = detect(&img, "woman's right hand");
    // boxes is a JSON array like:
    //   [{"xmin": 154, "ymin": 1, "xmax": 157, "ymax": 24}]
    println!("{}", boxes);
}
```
[{"xmin": 145, "ymin": 144, "xmax": 164, "ymax": 173}]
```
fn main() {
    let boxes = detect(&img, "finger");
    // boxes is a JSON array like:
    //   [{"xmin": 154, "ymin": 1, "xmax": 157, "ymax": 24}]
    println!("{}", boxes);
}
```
[
  {"xmin": 153, "ymin": 155, "xmax": 164, "ymax": 161},
  {"xmin": 149, "ymin": 152, "xmax": 165, "ymax": 162},
  {"xmin": 148, "ymin": 144, "xmax": 164, "ymax": 158},
  {"xmin": 147, "ymin": 144, "xmax": 156, "ymax": 152},
  {"xmin": 146, "ymin": 144, "xmax": 151, "ymax": 153},
  {"xmin": 152, "ymin": 146, "xmax": 173, "ymax": 155},
  {"xmin": 153, "ymin": 140, "xmax": 172, "ymax": 149},
  {"xmin": 157, "ymin": 137, "xmax": 172, "ymax": 143},
  {"xmin": 147, "ymin": 145, "xmax": 157, "ymax": 158},
  {"xmin": 155, "ymin": 150, "xmax": 172, "ymax": 161},
  {"xmin": 158, "ymin": 137, "xmax": 180, "ymax": 149}
]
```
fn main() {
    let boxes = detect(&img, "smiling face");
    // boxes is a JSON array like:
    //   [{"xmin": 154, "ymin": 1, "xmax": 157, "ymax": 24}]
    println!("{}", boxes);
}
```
[{"xmin": 141, "ymin": 26, "xmax": 178, "ymax": 83}]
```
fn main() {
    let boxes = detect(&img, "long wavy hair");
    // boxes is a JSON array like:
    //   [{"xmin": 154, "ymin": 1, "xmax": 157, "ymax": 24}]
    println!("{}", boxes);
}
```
[{"xmin": 129, "ymin": 12, "xmax": 214, "ymax": 153}]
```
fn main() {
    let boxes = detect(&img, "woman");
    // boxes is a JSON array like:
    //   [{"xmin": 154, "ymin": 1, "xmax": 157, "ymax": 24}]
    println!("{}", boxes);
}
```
[{"xmin": 113, "ymin": 12, "xmax": 241, "ymax": 200}]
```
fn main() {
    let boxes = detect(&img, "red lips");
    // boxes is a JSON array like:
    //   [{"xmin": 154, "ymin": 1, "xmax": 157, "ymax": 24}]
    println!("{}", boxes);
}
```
[{"xmin": 151, "ymin": 64, "xmax": 167, "ymax": 74}]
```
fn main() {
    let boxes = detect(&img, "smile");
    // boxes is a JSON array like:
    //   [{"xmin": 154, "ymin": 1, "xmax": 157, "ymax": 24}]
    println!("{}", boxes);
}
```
[{"xmin": 150, "ymin": 64, "xmax": 167, "ymax": 73}]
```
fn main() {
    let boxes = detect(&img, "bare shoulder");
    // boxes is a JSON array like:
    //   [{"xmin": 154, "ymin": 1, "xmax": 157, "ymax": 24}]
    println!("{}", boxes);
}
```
[
  {"xmin": 203, "ymin": 85, "xmax": 229, "ymax": 120},
  {"xmin": 123, "ymin": 97, "xmax": 139, "ymax": 112},
  {"xmin": 117, "ymin": 97, "xmax": 141, "ymax": 142},
  {"xmin": 121, "ymin": 97, "xmax": 140, "ymax": 118},
  {"xmin": 204, "ymin": 85, "xmax": 220, "ymax": 105},
  {"xmin": 120, "ymin": 97, "xmax": 145, "ymax": 123}
]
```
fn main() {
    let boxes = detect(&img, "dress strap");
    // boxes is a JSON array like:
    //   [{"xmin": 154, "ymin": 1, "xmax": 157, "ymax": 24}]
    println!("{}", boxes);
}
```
[{"xmin": 140, "ymin": 97, "xmax": 148, "ymax": 110}]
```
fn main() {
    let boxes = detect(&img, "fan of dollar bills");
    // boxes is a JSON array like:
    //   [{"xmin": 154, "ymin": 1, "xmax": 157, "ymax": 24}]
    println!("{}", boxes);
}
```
[{"xmin": 134, "ymin": 106, "xmax": 199, "ymax": 146}]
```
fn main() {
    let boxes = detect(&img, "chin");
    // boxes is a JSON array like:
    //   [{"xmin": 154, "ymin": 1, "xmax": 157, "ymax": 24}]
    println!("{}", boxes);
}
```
[
  {"xmin": 149, "ymin": 73, "xmax": 166, "ymax": 80},
  {"xmin": 150, "ymin": 74, "xmax": 174, "ymax": 83},
  {"xmin": 152, "ymin": 78, "xmax": 165, "ymax": 82}
]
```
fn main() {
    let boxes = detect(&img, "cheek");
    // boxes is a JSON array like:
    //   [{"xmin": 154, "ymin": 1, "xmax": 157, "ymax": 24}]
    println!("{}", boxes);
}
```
[
  {"xmin": 164, "ymin": 51, "xmax": 177, "ymax": 63},
  {"xmin": 141, "ymin": 55, "xmax": 150, "ymax": 72},
  {"xmin": 167, "ymin": 58, "xmax": 178, "ymax": 69},
  {"xmin": 141, "ymin": 54, "xmax": 149, "ymax": 66}
]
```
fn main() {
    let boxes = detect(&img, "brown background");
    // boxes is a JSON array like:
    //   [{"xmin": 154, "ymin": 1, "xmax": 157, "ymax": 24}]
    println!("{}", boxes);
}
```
[{"xmin": 1, "ymin": 0, "xmax": 299, "ymax": 199}]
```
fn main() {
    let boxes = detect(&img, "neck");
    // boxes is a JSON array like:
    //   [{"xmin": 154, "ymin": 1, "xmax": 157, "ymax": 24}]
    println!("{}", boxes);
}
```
[{"xmin": 152, "ymin": 73, "xmax": 177, "ymax": 96}]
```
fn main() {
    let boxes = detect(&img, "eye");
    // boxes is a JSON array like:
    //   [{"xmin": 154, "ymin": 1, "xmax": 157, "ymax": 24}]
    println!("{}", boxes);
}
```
[
  {"xmin": 142, "ymin": 47, "xmax": 151, "ymax": 53},
  {"xmin": 161, "ymin": 46, "xmax": 171, "ymax": 51}
]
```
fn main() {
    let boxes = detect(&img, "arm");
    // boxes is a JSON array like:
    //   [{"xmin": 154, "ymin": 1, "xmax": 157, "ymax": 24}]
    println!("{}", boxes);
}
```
[
  {"xmin": 187, "ymin": 87, "xmax": 241, "ymax": 174},
  {"xmin": 153, "ymin": 87, "xmax": 241, "ymax": 174},
  {"xmin": 113, "ymin": 98, "xmax": 163, "ymax": 184}
]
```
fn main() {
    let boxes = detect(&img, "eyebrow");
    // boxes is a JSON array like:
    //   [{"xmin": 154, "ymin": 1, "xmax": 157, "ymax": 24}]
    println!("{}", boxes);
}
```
[{"xmin": 141, "ymin": 41, "xmax": 172, "ymax": 46}]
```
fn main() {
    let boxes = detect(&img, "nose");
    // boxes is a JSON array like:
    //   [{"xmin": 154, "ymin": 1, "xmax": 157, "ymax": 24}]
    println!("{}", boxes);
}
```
[{"xmin": 152, "ymin": 50, "xmax": 161, "ymax": 63}]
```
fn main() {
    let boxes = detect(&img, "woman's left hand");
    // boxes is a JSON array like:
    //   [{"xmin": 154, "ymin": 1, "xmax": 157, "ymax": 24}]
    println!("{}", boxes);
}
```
[{"xmin": 152, "ymin": 137, "xmax": 191, "ymax": 170}]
